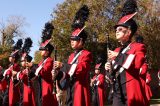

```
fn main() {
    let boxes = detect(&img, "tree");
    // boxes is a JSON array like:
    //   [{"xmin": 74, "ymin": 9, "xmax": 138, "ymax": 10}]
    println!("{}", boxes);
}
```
[
  {"xmin": 33, "ymin": 51, "xmax": 42, "ymax": 64},
  {"xmin": 137, "ymin": 0, "xmax": 160, "ymax": 70},
  {"xmin": 0, "ymin": 16, "xmax": 26, "ymax": 48},
  {"xmin": 0, "ymin": 15, "xmax": 27, "ymax": 68}
]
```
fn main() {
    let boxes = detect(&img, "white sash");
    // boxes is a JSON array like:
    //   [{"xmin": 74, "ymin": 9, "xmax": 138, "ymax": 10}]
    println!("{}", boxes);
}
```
[
  {"xmin": 121, "ymin": 43, "xmax": 135, "ymax": 70},
  {"xmin": 68, "ymin": 50, "xmax": 83, "ymax": 77},
  {"xmin": 113, "ymin": 43, "xmax": 135, "ymax": 75},
  {"xmin": 16, "ymin": 71, "xmax": 21, "ymax": 80},
  {"xmin": 94, "ymin": 75, "xmax": 100, "ymax": 86},
  {"xmin": 122, "ymin": 54, "xmax": 135, "ymax": 69},
  {"xmin": 3, "ymin": 65, "xmax": 13, "ymax": 77},
  {"xmin": 35, "ymin": 58, "xmax": 49, "ymax": 76}
]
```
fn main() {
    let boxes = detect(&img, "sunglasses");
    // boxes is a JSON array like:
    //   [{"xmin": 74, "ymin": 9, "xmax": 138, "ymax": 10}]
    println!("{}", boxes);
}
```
[{"xmin": 116, "ymin": 27, "xmax": 128, "ymax": 32}]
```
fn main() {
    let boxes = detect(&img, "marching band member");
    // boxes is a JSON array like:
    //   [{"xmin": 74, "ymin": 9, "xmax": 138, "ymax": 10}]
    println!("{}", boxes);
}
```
[
  {"xmin": 0, "ymin": 66, "xmax": 8, "ymax": 106},
  {"xmin": 16, "ymin": 37, "xmax": 36, "ymax": 106},
  {"xmin": 35, "ymin": 22, "xmax": 58, "ymax": 106},
  {"xmin": 105, "ymin": 0, "xmax": 148, "ymax": 105},
  {"xmin": 90, "ymin": 63, "xmax": 105, "ymax": 106},
  {"xmin": 3, "ymin": 39, "xmax": 22, "ymax": 106},
  {"xmin": 139, "ymin": 62, "xmax": 152, "ymax": 105},
  {"xmin": 136, "ymin": 35, "xmax": 152, "ymax": 104},
  {"xmin": 0, "ymin": 66, "xmax": 7, "ymax": 92},
  {"xmin": 54, "ymin": 5, "xmax": 92, "ymax": 106}
]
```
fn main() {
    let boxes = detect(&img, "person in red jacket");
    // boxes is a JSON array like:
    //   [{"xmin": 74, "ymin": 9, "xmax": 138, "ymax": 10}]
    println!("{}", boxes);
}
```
[
  {"xmin": 0, "ymin": 67, "xmax": 9, "ymax": 106},
  {"xmin": 3, "ymin": 39, "xmax": 22, "ymax": 106},
  {"xmin": 53, "ymin": 5, "xmax": 92, "ymax": 106},
  {"xmin": 18, "ymin": 54, "xmax": 36, "ymax": 106},
  {"xmin": 0, "ymin": 66, "xmax": 8, "ymax": 106},
  {"xmin": 91, "ymin": 63, "xmax": 105, "ymax": 106},
  {"xmin": 135, "ymin": 35, "xmax": 152, "ymax": 103},
  {"xmin": 139, "ymin": 62, "xmax": 152, "ymax": 105},
  {"xmin": 0, "ymin": 66, "xmax": 7, "ymax": 93},
  {"xmin": 15, "ymin": 37, "xmax": 36, "ymax": 106},
  {"xmin": 34, "ymin": 22, "xmax": 58, "ymax": 106},
  {"xmin": 105, "ymin": 0, "xmax": 148, "ymax": 106}
]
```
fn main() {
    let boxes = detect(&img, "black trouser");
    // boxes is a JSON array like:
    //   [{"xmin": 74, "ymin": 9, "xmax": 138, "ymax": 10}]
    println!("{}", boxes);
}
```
[
  {"xmin": 0, "ymin": 92, "xmax": 3, "ymax": 106},
  {"xmin": 2, "ymin": 89, "xmax": 9, "ymax": 106},
  {"xmin": 92, "ymin": 86, "xmax": 99, "ymax": 106},
  {"xmin": 113, "ymin": 74, "xmax": 127, "ymax": 106}
]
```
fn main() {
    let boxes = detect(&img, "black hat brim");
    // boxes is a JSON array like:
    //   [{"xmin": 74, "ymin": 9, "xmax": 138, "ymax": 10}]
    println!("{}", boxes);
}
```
[
  {"xmin": 114, "ymin": 23, "xmax": 129, "ymax": 29},
  {"xmin": 70, "ymin": 36, "xmax": 81, "ymax": 41}
]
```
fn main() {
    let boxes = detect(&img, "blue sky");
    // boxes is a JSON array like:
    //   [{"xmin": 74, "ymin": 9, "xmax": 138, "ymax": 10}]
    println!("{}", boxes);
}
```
[{"xmin": 0, "ymin": 0, "xmax": 64, "ymax": 58}]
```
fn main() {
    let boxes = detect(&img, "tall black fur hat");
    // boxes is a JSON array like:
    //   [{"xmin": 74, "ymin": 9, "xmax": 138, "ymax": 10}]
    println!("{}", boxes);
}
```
[
  {"xmin": 70, "ymin": 5, "xmax": 89, "ymax": 41},
  {"xmin": 21, "ymin": 37, "xmax": 33, "ymax": 62},
  {"xmin": 39, "ymin": 22, "xmax": 54, "ymax": 53}
]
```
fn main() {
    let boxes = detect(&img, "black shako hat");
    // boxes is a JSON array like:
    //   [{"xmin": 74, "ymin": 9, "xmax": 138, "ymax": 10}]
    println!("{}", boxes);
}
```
[
  {"xmin": 114, "ymin": 0, "xmax": 138, "ymax": 35},
  {"xmin": 70, "ymin": 5, "xmax": 89, "ymax": 41},
  {"xmin": 21, "ymin": 37, "xmax": 33, "ymax": 62},
  {"xmin": 39, "ymin": 22, "xmax": 54, "ymax": 53}
]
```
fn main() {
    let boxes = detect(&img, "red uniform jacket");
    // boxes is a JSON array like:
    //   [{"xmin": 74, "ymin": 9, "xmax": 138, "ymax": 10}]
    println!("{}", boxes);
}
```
[
  {"xmin": 19, "ymin": 69, "xmax": 36, "ymax": 106},
  {"xmin": 139, "ymin": 62, "xmax": 148, "ymax": 80},
  {"xmin": 92, "ymin": 74, "xmax": 106, "ymax": 106},
  {"xmin": 0, "ymin": 69, "xmax": 7, "ymax": 91},
  {"xmin": 39, "ymin": 57, "xmax": 58, "ymax": 106},
  {"xmin": 6, "ymin": 63, "xmax": 21, "ymax": 106},
  {"xmin": 0, "ymin": 80, "xmax": 7, "ymax": 91},
  {"xmin": 67, "ymin": 50, "xmax": 92, "ymax": 106},
  {"xmin": 139, "ymin": 63, "xmax": 152, "ymax": 103},
  {"xmin": 113, "ymin": 42, "xmax": 148, "ymax": 106}
]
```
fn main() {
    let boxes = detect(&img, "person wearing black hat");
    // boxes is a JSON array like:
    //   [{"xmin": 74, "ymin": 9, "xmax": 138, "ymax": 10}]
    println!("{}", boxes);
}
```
[
  {"xmin": 138, "ymin": 61, "xmax": 152, "ymax": 105},
  {"xmin": 105, "ymin": 0, "xmax": 148, "ymax": 106},
  {"xmin": 15, "ymin": 37, "xmax": 36, "ymax": 106},
  {"xmin": 53, "ymin": 5, "xmax": 92, "ymax": 106},
  {"xmin": 0, "ymin": 65, "xmax": 8, "ymax": 106},
  {"xmin": 90, "ymin": 63, "xmax": 105, "ymax": 106},
  {"xmin": 2, "ymin": 39, "xmax": 22, "ymax": 106},
  {"xmin": 136, "ymin": 36, "xmax": 152, "ymax": 105},
  {"xmin": 135, "ymin": 35, "xmax": 144, "ymax": 43},
  {"xmin": 18, "ymin": 54, "xmax": 36, "ymax": 106},
  {"xmin": 34, "ymin": 22, "xmax": 58, "ymax": 106},
  {"xmin": 0, "ymin": 70, "xmax": 8, "ymax": 106}
]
